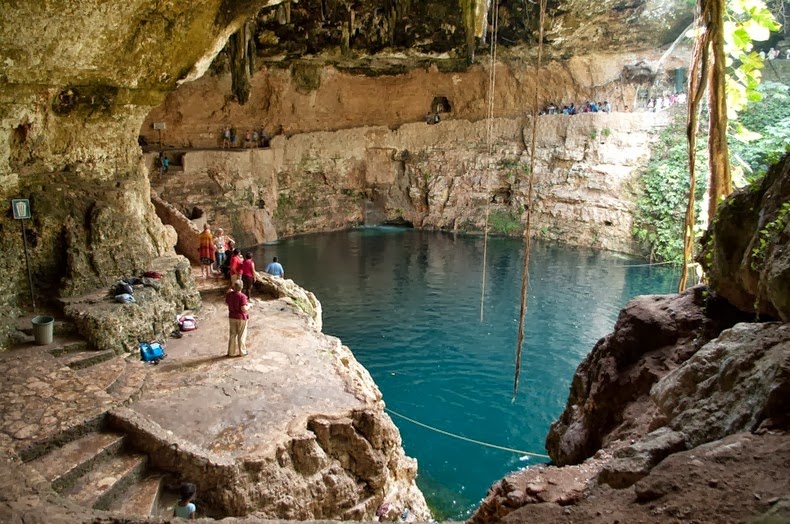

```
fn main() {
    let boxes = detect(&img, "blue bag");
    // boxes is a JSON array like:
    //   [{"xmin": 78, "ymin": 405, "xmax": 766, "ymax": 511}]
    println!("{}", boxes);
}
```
[{"xmin": 139, "ymin": 341, "xmax": 165, "ymax": 364}]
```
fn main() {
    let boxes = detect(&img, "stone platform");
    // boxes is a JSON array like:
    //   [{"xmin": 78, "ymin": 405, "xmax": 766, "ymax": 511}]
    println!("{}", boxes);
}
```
[{"xmin": 0, "ymin": 275, "xmax": 430, "ymax": 522}]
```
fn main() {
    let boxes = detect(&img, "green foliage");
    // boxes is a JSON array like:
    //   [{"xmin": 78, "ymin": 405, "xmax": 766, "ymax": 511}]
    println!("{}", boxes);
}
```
[
  {"xmin": 589, "ymin": 130, "xmax": 598, "ymax": 139},
  {"xmin": 633, "ymin": 120, "xmax": 709, "ymax": 264},
  {"xmin": 496, "ymin": 158, "xmax": 529, "ymax": 181},
  {"xmin": 729, "ymin": 81, "xmax": 790, "ymax": 184},
  {"xmin": 722, "ymin": 0, "xmax": 781, "ymax": 117},
  {"xmin": 274, "ymin": 192, "xmax": 293, "ymax": 220},
  {"xmin": 489, "ymin": 209, "xmax": 522, "ymax": 235},
  {"xmin": 750, "ymin": 201, "xmax": 790, "ymax": 270},
  {"xmin": 602, "ymin": 127, "xmax": 612, "ymax": 137}
]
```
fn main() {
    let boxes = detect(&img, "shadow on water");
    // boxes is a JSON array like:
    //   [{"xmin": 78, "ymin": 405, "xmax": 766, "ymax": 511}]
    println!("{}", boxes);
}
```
[{"xmin": 250, "ymin": 228, "xmax": 678, "ymax": 520}]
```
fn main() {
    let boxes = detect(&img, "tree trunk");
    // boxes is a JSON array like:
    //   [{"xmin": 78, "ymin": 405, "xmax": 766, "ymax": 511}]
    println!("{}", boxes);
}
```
[{"xmin": 706, "ymin": 0, "xmax": 732, "ymax": 223}]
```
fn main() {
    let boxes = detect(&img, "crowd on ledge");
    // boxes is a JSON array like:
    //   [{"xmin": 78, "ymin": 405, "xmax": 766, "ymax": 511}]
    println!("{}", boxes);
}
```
[
  {"xmin": 761, "ymin": 47, "xmax": 790, "ymax": 60},
  {"xmin": 221, "ymin": 125, "xmax": 283, "ymax": 149}
]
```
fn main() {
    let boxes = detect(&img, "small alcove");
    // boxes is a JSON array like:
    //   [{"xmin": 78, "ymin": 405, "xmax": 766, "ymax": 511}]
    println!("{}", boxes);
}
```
[{"xmin": 431, "ymin": 96, "xmax": 452, "ymax": 114}]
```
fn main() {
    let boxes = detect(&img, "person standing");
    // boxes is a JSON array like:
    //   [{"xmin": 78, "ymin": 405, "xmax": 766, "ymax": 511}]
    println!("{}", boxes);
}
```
[
  {"xmin": 213, "ymin": 228, "xmax": 232, "ymax": 274},
  {"xmin": 226, "ymin": 280, "xmax": 249, "ymax": 357},
  {"xmin": 241, "ymin": 252, "xmax": 256, "ymax": 298},
  {"xmin": 197, "ymin": 224, "xmax": 214, "ymax": 279},
  {"xmin": 222, "ymin": 127, "xmax": 230, "ymax": 149},
  {"xmin": 265, "ymin": 256, "xmax": 284, "ymax": 278},
  {"xmin": 229, "ymin": 248, "xmax": 244, "ymax": 285}
]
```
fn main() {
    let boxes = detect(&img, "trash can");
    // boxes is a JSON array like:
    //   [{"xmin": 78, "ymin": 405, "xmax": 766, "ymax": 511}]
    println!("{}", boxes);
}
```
[{"xmin": 31, "ymin": 315, "xmax": 55, "ymax": 345}]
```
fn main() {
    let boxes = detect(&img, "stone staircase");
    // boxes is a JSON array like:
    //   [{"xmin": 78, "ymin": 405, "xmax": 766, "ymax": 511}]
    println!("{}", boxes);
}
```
[{"xmin": 13, "ymin": 330, "xmax": 179, "ymax": 519}]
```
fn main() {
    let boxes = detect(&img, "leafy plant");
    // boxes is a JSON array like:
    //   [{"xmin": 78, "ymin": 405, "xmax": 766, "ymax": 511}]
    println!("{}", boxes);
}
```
[
  {"xmin": 489, "ymin": 209, "xmax": 522, "ymax": 235},
  {"xmin": 729, "ymin": 81, "xmax": 790, "ymax": 184},
  {"xmin": 750, "ymin": 201, "xmax": 790, "ymax": 270},
  {"xmin": 633, "ymin": 118, "xmax": 709, "ymax": 264},
  {"xmin": 589, "ymin": 130, "xmax": 598, "ymax": 139},
  {"xmin": 602, "ymin": 127, "xmax": 612, "ymax": 137},
  {"xmin": 722, "ymin": 0, "xmax": 781, "ymax": 117}
]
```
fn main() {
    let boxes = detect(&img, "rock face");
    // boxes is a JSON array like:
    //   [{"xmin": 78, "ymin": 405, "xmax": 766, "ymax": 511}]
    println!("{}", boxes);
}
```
[
  {"xmin": 140, "ymin": 48, "xmax": 689, "ymax": 143},
  {"xmin": 0, "ymin": 0, "xmax": 275, "ymax": 348},
  {"xmin": 151, "ymin": 113, "xmax": 663, "ymax": 257},
  {"xmin": 653, "ymin": 322, "xmax": 790, "ymax": 447},
  {"xmin": 699, "ymin": 153, "xmax": 790, "ymax": 321},
  {"xmin": 474, "ymin": 159, "xmax": 790, "ymax": 523},
  {"xmin": 545, "ymin": 288, "xmax": 711, "ymax": 466}
]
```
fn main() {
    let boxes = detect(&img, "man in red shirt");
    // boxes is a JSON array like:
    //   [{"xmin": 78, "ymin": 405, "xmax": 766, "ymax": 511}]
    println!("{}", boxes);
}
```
[{"xmin": 225, "ymin": 280, "xmax": 249, "ymax": 357}]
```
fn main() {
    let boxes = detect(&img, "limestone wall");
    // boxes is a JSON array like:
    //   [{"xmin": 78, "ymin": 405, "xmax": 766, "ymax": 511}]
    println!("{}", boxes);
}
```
[
  {"xmin": 155, "ymin": 112, "xmax": 662, "ymax": 254},
  {"xmin": 140, "ymin": 48, "xmax": 690, "ymax": 146}
]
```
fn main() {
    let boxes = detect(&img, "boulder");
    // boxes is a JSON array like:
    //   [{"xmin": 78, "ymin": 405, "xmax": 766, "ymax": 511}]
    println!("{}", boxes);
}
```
[
  {"xmin": 62, "ymin": 256, "xmax": 201, "ymax": 355},
  {"xmin": 545, "ymin": 288, "xmax": 708, "ymax": 466},
  {"xmin": 598, "ymin": 427, "xmax": 687, "ymax": 488},
  {"xmin": 652, "ymin": 322, "xmax": 790, "ymax": 447},
  {"xmin": 699, "ymin": 153, "xmax": 790, "ymax": 320}
]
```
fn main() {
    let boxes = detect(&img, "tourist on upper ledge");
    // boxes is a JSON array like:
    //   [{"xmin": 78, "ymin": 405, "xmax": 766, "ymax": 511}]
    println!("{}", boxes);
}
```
[
  {"xmin": 265, "ymin": 256, "xmax": 284, "ymax": 278},
  {"xmin": 226, "ymin": 280, "xmax": 249, "ymax": 358},
  {"xmin": 198, "ymin": 223, "xmax": 214, "ymax": 279},
  {"xmin": 222, "ymin": 126, "xmax": 230, "ymax": 149}
]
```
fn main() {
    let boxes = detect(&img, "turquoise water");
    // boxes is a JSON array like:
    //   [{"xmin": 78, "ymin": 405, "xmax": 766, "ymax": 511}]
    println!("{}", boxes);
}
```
[{"xmin": 251, "ymin": 228, "xmax": 678, "ymax": 520}]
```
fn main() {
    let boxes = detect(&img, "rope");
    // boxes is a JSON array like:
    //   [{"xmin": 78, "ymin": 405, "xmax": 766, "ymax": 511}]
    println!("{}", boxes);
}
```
[
  {"xmin": 480, "ymin": 0, "xmax": 501, "ymax": 322},
  {"xmin": 592, "ymin": 260, "xmax": 677, "ymax": 268},
  {"xmin": 385, "ymin": 407, "xmax": 550, "ymax": 459},
  {"xmin": 513, "ymin": 0, "xmax": 547, "ymax": 399}
]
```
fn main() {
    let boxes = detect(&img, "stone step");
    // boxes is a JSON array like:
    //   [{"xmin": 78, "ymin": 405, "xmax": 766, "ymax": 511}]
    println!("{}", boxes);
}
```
[
  {"xmin": 49, "ymin": 340, "xmax": 91, "ymax": 357},
  {"xmin": 107, "ymin": 360, "xmax": 148, "ymax": 404},
  {"xmin": 109, "ymin": 474, "xmax": 164, "ymax": 517},
  {"xmin": 62, "ymin": 452, "xmax": 148, "ymax": 510},
  {"xmin": 58, "ymin": 349, "xmax": 116, "ymax": 370},
  {"xmin": 27, "ymin": 432, "xmax": 125, "ymax": 492},
  {"xmin": 75, "ymin": 357, "xmax": 126, "ymax": 392},
  {"xmin": 154, "ymin": 486, "xmax": 181, "ymax": 519}
]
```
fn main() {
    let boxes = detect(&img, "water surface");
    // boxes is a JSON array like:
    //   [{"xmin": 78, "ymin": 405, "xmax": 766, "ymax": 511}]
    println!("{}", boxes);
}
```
[{"xmin": 251, "ymin": 228, "xmax": 678, "ymax": 519}]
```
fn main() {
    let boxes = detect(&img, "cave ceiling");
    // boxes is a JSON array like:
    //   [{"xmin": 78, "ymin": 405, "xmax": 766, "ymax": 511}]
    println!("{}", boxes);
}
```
[{"xmin": 0, "ymin": 0, "xmax": 693, "ymax": 96}]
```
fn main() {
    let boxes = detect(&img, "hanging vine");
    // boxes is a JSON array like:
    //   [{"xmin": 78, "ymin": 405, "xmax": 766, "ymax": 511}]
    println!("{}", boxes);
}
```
[{"xmin": 513, "ymin": 0, "xmax": 547, "ymax": 399}]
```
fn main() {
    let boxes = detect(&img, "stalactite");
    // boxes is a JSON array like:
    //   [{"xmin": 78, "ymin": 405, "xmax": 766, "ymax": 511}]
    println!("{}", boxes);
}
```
[{"xmin": 228, "ymin": 20, "xmax": 254, "ymax": 106}]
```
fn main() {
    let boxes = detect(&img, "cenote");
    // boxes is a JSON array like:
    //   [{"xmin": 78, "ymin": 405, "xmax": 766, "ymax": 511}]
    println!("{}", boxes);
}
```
[{"xmin": 252, "ymin": 227, "xmax": 679, "ymax": 520}]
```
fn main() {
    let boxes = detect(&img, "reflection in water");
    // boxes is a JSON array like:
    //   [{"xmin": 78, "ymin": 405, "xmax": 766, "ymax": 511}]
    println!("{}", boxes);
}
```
[{"xmin": 251, "ymin": 228, "xmax": 678, "ymax": 519}]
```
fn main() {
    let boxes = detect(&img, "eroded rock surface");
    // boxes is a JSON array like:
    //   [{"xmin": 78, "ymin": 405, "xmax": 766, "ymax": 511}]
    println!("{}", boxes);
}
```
[
  {"xmin": 653, "ymin": 322, "xmax": 790, "ymax": 447},
  {"xmin": 699, "ymin": 153, "xmax": 790, "ymax": 321},
  {"xmin": 476, "ymin": 159, "xmax": 790, "ymax": 523},
  {"xmin": 62, "ymin": 256, "xmax": 201, "ymax": 355}
]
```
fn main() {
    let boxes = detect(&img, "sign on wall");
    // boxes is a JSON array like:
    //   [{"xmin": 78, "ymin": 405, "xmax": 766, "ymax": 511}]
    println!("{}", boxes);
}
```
[
  {"xmin": 152, "ymin": 122, "xmax": 167, "ymax": 130},
  {"xmin": 11, "ymin": 199, "xmax": 31, "ymax": 220}
]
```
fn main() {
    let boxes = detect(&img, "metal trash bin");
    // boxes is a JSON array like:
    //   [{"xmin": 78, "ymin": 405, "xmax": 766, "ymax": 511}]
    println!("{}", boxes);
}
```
[{"xmin": 31, "ymin": 315, "xmax": 54, "ymax": 345}]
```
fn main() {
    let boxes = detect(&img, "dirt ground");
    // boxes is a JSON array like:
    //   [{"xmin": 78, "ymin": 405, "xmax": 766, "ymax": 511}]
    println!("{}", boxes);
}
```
[{"xmin": 499, "ymin": 431, "xmax": 790, "ymax": 524}]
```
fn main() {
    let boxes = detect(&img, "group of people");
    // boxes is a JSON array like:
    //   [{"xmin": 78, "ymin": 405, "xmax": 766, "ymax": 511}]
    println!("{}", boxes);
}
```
[
  {"xmin": 196, "ymin": 223, "xmax": 286, "ymax": 359},
  {"xmin": 221, "ymin": 125, "xmax": 283, "ymax": 149},
  {"xmin": 761, "ymin": 47, "xmax": 789, "ymax": 60},
  {"xmin": 646, "ymin": 92, "xmax": 686, "ymax": 112},
  {"xmin": 540, "ymin": 101, "xmax": 611, "ymax": 115}
]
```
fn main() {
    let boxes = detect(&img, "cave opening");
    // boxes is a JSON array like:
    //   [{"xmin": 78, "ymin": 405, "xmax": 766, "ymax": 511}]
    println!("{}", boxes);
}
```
[{"xmin": 431, "ymin": 96, "xmax": 452, "ymax": 114}]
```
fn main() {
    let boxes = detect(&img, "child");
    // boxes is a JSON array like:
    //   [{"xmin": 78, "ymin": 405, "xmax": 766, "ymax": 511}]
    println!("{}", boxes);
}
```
[{"xmin": 174, "ymin": 482, "xmax": 196, "ymax": 520}]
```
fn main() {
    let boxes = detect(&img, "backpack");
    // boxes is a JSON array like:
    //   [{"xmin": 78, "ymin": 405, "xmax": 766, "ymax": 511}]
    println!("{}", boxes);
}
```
[
  {"xmin": 178, "ymin": 315, "xmax": 198, "ymax": 332},
  {"xmin": 115, "ymin": 293, "xmax": 135, "ymax": 303},
  {"xmin": 114, "ymin": 282, "xmax": 134, "ymax": 296},
  {"xmin": 139, "ymin": 341, "xmax": 166, "ymax": 364}
]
